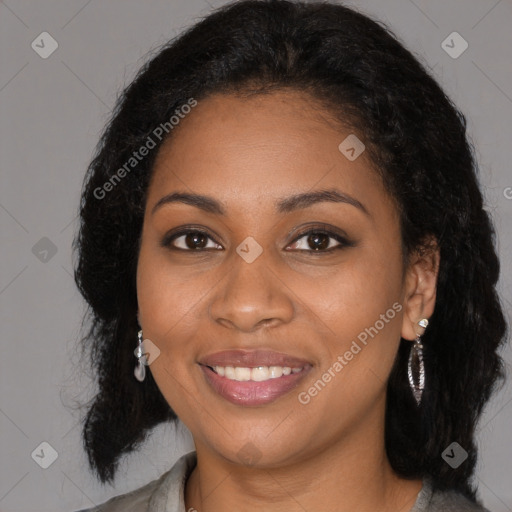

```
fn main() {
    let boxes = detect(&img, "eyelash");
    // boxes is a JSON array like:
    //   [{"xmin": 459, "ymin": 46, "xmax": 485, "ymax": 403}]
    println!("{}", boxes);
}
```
[{"xmin": 161, "ymin": 224, "xmax": 354, "ymax": 254}]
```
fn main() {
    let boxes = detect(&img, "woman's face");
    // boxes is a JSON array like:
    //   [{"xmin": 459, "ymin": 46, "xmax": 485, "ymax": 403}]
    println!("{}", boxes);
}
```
[{"xmin": 137, "ymin": 90, "xmax": 422, "ymax": 466}]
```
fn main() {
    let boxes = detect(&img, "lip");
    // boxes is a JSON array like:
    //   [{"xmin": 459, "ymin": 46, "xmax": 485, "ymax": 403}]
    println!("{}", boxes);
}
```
[
  {"xmin": 200, "ymin": 363, "xmax": 313, "ymax": 406},
  {"xmin": 199, "ymin": 349, "xmax": 311, "ymax": 368}
]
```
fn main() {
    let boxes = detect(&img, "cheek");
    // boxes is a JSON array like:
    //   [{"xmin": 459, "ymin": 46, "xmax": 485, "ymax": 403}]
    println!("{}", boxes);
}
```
[
  {"xmin": 136, "ymin": 238, "xmax": 222, "ymax": 379},
  {"xmin": 308, "ymin": 243, "xmax": 403, "ymax": 333},
  {"xmin": 136, "ymin": 243, "xmax": 202, "ymax": 416},
  {"xmin": 304, "ymin": 242, "xmax": 404, "ymax": 396},
  {"xmin": 136, "ymin": 241, "xmax": 188, "ymax": 352},
  {"xmin": 136, "ymin": 228, "xmax": 205, "ymax": 327}
]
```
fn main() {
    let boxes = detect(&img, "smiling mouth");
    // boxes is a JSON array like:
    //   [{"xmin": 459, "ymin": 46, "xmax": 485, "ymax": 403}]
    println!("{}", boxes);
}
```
[
  {"xmin": 199, "ymin": 362, "xmax": 313, "ymax": 406},
  {"xmin": 206, "ymin": 364, "xmax": 306, "ymax": 382}
]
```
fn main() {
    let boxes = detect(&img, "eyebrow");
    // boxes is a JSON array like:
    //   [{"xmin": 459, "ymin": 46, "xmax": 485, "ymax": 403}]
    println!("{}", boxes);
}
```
[{"xmin": 151, "ymin": 188, "xmax": 369, "ymax": 217}]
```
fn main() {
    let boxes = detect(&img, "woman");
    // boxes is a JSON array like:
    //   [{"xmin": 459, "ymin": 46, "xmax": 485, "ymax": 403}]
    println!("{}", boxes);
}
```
[{"xmin": 73, "ymin": 1, "xmax": 507, "ymax": 510}]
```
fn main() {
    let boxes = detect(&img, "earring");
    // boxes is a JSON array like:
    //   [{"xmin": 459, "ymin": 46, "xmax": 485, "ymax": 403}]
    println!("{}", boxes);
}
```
[
  {"xmin": 134, "ymin": 329, "xmax": 146, "ymax": 382},
  {"xmin": 408, "ymin": 318, "xmax": 428, "ymax": 406}
]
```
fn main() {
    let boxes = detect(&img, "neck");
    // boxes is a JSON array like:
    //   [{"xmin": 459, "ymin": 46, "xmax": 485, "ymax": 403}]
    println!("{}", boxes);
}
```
[{"xmin": 184, "ymin": 399, "xmax": 423, "ymax": 512}]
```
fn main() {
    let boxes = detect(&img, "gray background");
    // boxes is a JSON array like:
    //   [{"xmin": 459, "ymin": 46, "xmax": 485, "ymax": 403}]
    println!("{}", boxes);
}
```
[{"xmin": 1, "ymin": 1, "xmax": 511, "ymax": 511}]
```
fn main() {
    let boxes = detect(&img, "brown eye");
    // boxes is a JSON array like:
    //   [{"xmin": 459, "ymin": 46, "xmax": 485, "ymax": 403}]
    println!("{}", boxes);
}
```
[
  {"xmin": 306, "ymin": 233, "xmax": 330, "ymax": 251},
  {"xmin": 163, "ymin": 230, "xmax": 222, "ymax": 251},
  {"xmin": 184, "ymin": 232, "xmax": 208, "ymax": 249},
  {"xmin": 288, "ymin": 228, "xmax": 352, "ymax": 253}
]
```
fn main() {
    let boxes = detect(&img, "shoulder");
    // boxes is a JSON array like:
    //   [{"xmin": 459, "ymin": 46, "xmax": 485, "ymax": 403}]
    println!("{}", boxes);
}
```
[
  {"xmin": 72, "ymin": 451, "xmax": 197, "ymax": 512},
  {"xmin": 413, "ymin": 478, "xmax": 491, "ymax": 512},
  {"xmin": 72, "ymin": 471, "xmax": 168, "ymax": 512},
  {"xmin": 429, "ymin": 489, "xmax": 491, "ymax": 512}
]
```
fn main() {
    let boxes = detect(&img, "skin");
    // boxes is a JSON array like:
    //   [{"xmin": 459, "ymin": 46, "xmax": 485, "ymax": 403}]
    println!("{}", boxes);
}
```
[{"xmin": 136, "ymin": 90, "xmax": 440, "ymax": 512}]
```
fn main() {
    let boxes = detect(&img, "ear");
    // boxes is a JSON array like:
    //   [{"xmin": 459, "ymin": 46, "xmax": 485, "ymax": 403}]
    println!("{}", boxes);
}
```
[{"xmin": 401, "ymin": 236, "xmax": 440, "ymax": 341}]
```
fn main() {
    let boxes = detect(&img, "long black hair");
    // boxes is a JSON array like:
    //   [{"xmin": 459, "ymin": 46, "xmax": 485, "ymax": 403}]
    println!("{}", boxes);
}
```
[{"xmin": 73, "ymin": 0, "xmax": 508, "ymax": 500}]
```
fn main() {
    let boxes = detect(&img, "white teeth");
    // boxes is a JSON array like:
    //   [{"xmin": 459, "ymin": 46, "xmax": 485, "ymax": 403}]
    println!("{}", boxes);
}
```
[
  {"xmin": 269, "ymin": 366, "xmax": 283, "ymax": 378},
  {"xmin": 225, "ymin": 366, "xmax": 236, "ymax": 379},
  {"xmin": 211, "ymin": 365, "xmax": 303, "ymax": 382},
  {"xmin": 251, "ymin": 366, "xmax": 270, "ymax": 382},
  {"xmin": 234, "ymin": 367, "xmax": 251, "ymax": 381}
]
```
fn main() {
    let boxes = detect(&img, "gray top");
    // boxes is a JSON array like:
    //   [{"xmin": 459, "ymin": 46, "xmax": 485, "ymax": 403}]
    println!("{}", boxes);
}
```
[{"xmin": 75, "ymin": 451, "xmax": 490, "ymax": 512}]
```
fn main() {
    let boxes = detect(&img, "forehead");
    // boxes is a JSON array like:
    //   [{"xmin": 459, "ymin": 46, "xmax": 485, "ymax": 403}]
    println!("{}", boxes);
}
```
[{"xmin": 148, "ymin": 90, "xmax": 392, "ymax": 220}]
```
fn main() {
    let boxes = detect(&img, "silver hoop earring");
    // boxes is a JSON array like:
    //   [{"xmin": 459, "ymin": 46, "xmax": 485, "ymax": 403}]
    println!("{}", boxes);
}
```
[
  {"xmin": 134, "ymin": 329, "xmax": 146, "ymax": 382},
  {"xmin": 408, "ymin": 318, "xmax": 428, "ymax": 406}
]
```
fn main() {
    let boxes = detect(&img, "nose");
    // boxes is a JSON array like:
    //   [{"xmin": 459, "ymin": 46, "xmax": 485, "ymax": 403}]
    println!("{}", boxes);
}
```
[{"xmin": 209, "ymin": 252, "xmax": 295, "ymax": 333}]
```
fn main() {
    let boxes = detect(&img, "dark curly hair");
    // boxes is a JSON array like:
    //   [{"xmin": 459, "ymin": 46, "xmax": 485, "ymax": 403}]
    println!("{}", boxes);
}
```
[{"xmin": 73, "ymin": 0, "xmax": 508, "ymax": 501}]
